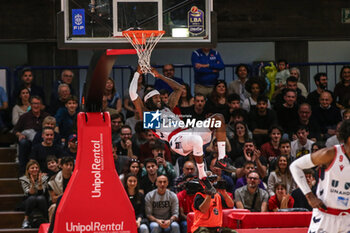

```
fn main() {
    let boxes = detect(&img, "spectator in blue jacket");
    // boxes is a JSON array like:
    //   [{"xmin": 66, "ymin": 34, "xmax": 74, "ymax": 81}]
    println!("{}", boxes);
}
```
[
  {"xmin": 191, "ymin": 48, "xmax": 225, "ymax": 97},
  {"xmin": 154, "ymin": 64, "xmax": 184, "ymax": 93}
]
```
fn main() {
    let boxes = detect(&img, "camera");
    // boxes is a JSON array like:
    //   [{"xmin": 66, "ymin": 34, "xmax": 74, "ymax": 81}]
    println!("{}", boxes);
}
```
[
  {"xmin": 185, "ymin": 180, "xmax": 203, "ymax": 195},
  {"xmin": 157, "ymin": 152, "xmax": 163, "ymax": 158},
  {"xmin": 213, "ymin": 180, "xmax": 227, "ymax": 190}
]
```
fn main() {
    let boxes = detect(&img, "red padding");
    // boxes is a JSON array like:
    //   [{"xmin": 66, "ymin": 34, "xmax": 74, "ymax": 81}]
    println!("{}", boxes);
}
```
[
  {"xmin": 106, "ymin": 49, "xmax": 137, "ymax": 55},
  {"xmin": 236, "ymin": 228, "xmax": 308, "ymax": 233},
  {"xmin": 38, "ymin": 223, "xmax": 50, "ymax": 233}
]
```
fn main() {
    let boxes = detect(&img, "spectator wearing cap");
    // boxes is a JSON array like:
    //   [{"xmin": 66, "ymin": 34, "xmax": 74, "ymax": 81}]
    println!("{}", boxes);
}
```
[
  {"xmin": 64, "ymin": 134, "xmax": 77, "ymax": 159},
  {"xmin": 55, "ymin": 95, "xmax": 79, "ymax": 142},
  {"xmin": 172, "ymin": 161, "xmax": 197, "ymax": 193}
]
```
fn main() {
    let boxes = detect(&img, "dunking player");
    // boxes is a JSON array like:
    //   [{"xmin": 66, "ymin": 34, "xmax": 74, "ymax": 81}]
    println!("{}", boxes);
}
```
[
  {"xmin": 290, "ymin": 120, "xmax": 350, "ymax": 233},
  {"xmin": 129, "ymin": 67, "xmax": 235, "ymax": 195}
]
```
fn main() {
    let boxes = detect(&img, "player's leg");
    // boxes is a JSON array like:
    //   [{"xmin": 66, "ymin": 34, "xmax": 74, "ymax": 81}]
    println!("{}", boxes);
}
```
[
  {"xmin": 308, "ymin": 208, "xmax": 337, "ymax": 233},
  {"xmin": 207, "ymin": 113, "xmax": 236, "ymax": 173}
]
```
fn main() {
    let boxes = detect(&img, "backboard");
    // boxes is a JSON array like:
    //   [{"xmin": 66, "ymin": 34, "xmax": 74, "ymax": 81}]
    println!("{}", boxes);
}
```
[{"xmin": 58, "ymin": 0, "xmax": 216, "ymax": 49}]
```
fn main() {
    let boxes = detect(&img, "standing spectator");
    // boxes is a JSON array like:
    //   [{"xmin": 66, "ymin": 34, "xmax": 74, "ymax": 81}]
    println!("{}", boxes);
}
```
[
  {"xmin": 140, "ymin": 158, "xmax": 159, "ymax": 195},
  {"xmin": 261, "ymin": 125, "xmax": 282, "ymax": 164},
  {"xmin": 145, "ymin": 175, "xmax": 180, "ymax": 233},
  {"xmin": 19, "ymin": 160, "xmax": 49, "ymax": 228},
  {"xmin": 268, "ymin": 183, "xmax": 294, "ymax": 211},
  {"xmin": 289, "ymin": 67, "xmax": 308, "ymax": 97},
  {"xmin": 228, "ymin": 64, "xmax": 250, "ymax": 103},
  {"xmin": 290, "ymin": 125, "xmax": 314, "ymax": 159},
  {"xmin": 13, "ymin": 96, "xmax": 50, "ymax": 175},
  {"xmin": 29, "ymin": 127, "xmax": 64, "ymax": 173},
  {"xmin": 333, "ymin": 65, "xmax": 350, "ymax": 109},
  {"xmin": 234, "ymin": 161, "xmax": 265, "ymax": 192},
  {"xmin": 47, "ymin": 156, "xmax": 74, "ymax": 222},
  {"xmin": 111, "ymin": 113, "xmax": 123, "ymax": 144},
  {"xmin": 296, "ymin": 103, "xmax": 321, "ymax": 141},
  {"xmin": 307, "ymin": 72, "xmax": 332, "ymax": 108},
  {"xmin": 248, "ymin": 95, "xmax": 278, "ymax": 147},
  {"xmin": 235, "ymin": 170, "xmax": 269, "ymax": 212},
  {"xmin": 311, "ymin": 91, "xmax": 342, "ymax": 139},
  {"xmin": 192, "ymin": 48, "xmax": 225, "ymax": 97},
  {"xmin": 55, "ymin": 95, "xmax": 78, "ymax": 141},
  {"xmin": 51, "ymin": 70, "xmax": 76, "ymax": 103},
  {"xmin": 291, "ymin": 169, "xmax": 316, "ymax": 211},
  {"xmin": 49, "ymin": 84, "xmax": 71, "ymax": 115},
  {"xmin": 173, "ymin": 161, "xmax": 196, "ymax": 193},
  {"xmin": 12, "ymin": 68, "xmax": 46, "ymax": 106},
  {"xmin": 181, "ymin": 93, "xmax": 207, "ymax": 121},
  {"xmin": 154, "ymin": 64, "xmax": 184, "ymax": 93},
  {"xmin": 0, "ymin": 85, "xmax": 9, "ymax": 132},
  {"xmin": 205, "ymin": 80, "xmax": 230, "ymax": 122},
  {"xmin": 242, "ymin": 77, "xmax": 270, "ymax": 112},
  {"xmin": 267, "ymin": 155, "xmax": 296, "ymax": 196},
  {"xmin": 12, "ymin": 87, "xmax": 30, "ymax": 126},
  {"xmin": 104, "ymin": 77, "xmax": 122, "ymax": 113},
  {"xmin": 124, "ymin": 173, "xmax": 149, "ymax": 233}
]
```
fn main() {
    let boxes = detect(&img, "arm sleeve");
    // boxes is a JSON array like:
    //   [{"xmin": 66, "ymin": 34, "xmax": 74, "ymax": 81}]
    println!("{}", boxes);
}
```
[
  {"xmin": 193, "ymin": 194, "xmax": 205, "ymax": 211},
  {"xmin": 209, "ymin": 52, "xmax": 225, "ymax": 70},
  {"xmin": 144, "ymin": 192, "xmax": 153, "ymax": 217},
  {"xmin": 170, "ymin": 192, "xmax": 179, "ymax": 218},
  {"xmin": 289, "ymin": 153, "xmax": 316, "ymax": 195},
  {"xmin": 129, "ymin": 72, "xmax": 140, "ymax": 101}
]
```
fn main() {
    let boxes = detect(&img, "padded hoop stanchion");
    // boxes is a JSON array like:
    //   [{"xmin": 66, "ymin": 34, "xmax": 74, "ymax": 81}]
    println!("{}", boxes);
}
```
[{"xmin": 53, "ymin": 112, "xmax": 137, "ymax": 233}]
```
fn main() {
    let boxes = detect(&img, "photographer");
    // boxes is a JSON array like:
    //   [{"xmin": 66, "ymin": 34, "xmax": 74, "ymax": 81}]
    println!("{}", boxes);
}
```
[
  {"xmin": 177, "ymin": 178, "xmax": 197, "ymax": 233},
  {"xmin": 191, "ymin": 177, "xmax": 235, "ymax": 233}
]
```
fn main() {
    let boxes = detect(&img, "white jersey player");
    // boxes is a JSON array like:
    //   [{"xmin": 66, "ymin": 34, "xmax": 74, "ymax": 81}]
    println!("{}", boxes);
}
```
[
  {"xmin": 290, "ymin": 119, "xmax": 350, "ymax": 233},
  {"xmin": 129, "ymin": 67, "xmax": 235, "ymax": 195}
]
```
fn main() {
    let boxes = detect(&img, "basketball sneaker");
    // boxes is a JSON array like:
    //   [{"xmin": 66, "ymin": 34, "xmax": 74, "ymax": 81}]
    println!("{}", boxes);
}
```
[
  {"xmin": 215, "ymin": 158, "xmax": 237, "ymax": 173},
  {"xmin": 199, "ymin": 177, "xmax": 217, "ymax": 195}
]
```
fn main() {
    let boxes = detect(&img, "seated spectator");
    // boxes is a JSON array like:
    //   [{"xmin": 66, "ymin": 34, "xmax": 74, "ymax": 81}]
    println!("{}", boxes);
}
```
[
  {"xmin": 12, "ymin": 87, "xmax": 30, "ymax": 126},
  {"xmin": 49, "ymin": 83, "xmax": 71, "ymax": 115},
  {"xmin": 235, "ymin": 170, "xmax": 268, "ymax": 212},
  {"xmin": 177, "ymin": 179, "xmax": 196, "ymax": 233},
  {"xmin": 311, "ymin": 91, "xmax": 342, "ymax": 139},
  {"xmin": 273, "ymin": 76, "xmax": 306, "ymax": 108},
  {"xmin": 209, "ymin": 158, "xmax": 235, "ymax": 195},
  {"xmin": 311, "ymin": 141, "xmax": 325, "ymax": 153},
  {"xmin": 154, "ymin": 64, "xmax": 184, "ymax": 93},
  {"xmin": 181, "ymin": 93, "xmax": 207, "ymax": 121},
  {"xmin": 48, "ymin": 156, "xmax": 74, "ymax": 222},
  {"xmin": 55, "ymin": 95, "xmax": 78, "ymax": 141},
  {"xmin": 178, "ymin": 84, "xmax": 194, "ymax": 111},
  {"xmin": 173, "ymin": 161, "xmax": 197, "ymax": 193},
  {"xmin": 140, "ymin": 158, "xmax": 159, "ymax": 195},
  {"xmin": 234, "ymin": 161, "xmax": 265, "ymax": 192},
  {"xmin": 291, "ymin": 169, "xmax": 316, "ymax": 211},
  {"xmin": 290, "ymin": 125, "xmax": 314, "ymax": 159},
  {"xmin": 29, "ymin": 127, "xmax": 64, "ymax": 173},
  {"xmin": 289, "ymin": 67, "xmax": 308, "ymax": 97},
  {"xmin": 145, "ymin": 175, "xmax": 180, "ymax": 233},
  {"xmin": 141, "ymin": 141, "xmax": 176, "ymax": 189},
  {"xmin": 229, "ymin": 121, "xmax": 250, "ymax": 162},
  {"xmin": 46, "ymin": 155, "xmax": 60, "ymax": 179},
  {"xmin": 102, "ymin": 95, "xmax": 119, "ymax": 116},
  {"xmin": 306, "ymin": 72, "xmax": 332, "ymax": 108},
  {"xmin": 115, "ymin": 125, "xmax": 137, "ymax": 158},
  {"xmin": 125, "ymin": 109, "xmax": 141, "ymax": 135},
  {"xmin": 159, "ymin": 89, "xmax": 170, "ymax": 105},
  {"xmin": 248, "ymin": 95, "xmax": 277, "ymax": 147},
  {"xmin": 228, "ymin": 64, "xmax": 250, "ymax": 104},
  {"xmin": 51, "ymin": 69, "xmax": 76, "ymax": 101},
  {"xmin": 268, "ymin": 183, "xmax": 294, "ymax": 212},
  {"xmin": 191, "ymin": 179, "xmax": 235, "ymax": 233},
  {"xmin": 13, "ymin": 96, "xmax": 50, "ymax": 175},
  {"xmin": 235, "ymin": 140, "xmax": 267, "ymax": 180},
  {"xmin": 131, "ymin": 122, "xmax": 147, "ymax": 156},
  {"xmin": 325, "ymin": 121, "xmax": 343, "ymax": 147},
  {"xmin": 123, "ymin": 173, "xmax": 149, "ymax": 233},
  {"xmin": 242, "ymin": 77, "xmax": 270, "ymax": 112},
  {"xmin": 227, "ymin": 93, "xmax": 242, "ymax": 114},
  {"xmin": 111, "ymin": 113, "xmax": 123, "ymax": 144},
  {"xmin": 32, "ymin": 116, "xmax": 61, "ymax": 146},
  {"xmin": 119, "ymin": 158, "xmax": 142, "ymax": 185},
  {"xmin": 269, "ymin": 139, "xmax": 292, "ymax": 172},
  {"xmin": 64, "ymin": 134, "xmax": 77, "ymax": 159},
  {"xmin": 104, "ymin": 77, "xmax": 122, "ymax": 113},
  {"xmin": 12, "ymin": 68, "xmax": 45, "ymax": 107},
  {"xmin": 112, "ymin": 143, "xmax": 130, "ymax": 175},
  {"xmin": 205, "ymin": 80, "xmax": 230, "ymax": 122},
  {"xmin": 296, "ymin": 103, "xmax": 321, "ymax": 141},
  {"xmin": 139, "ymin": 130, "xmax": 172, "ymax": 163},
  {"xmin": 267, "ymin": 155, "xmax": 296, "ymax": 196},
  {"xmin": 343, "ymin": 108, "xmax": 350, "ymax": 120},
  {"xmin": 226, "ymin": 109, "xmax": 250, "ymax": 140},
  {"xmin": 333, "ymin": 65, "xmax": 350, "ymax": 110},
  {"xmin": 19, "ymin": 160, "xmax": 49, "ymax": 228},
  {"xmin": 260, "ymin": 125, "xmax": 282, "ymax": 164}
]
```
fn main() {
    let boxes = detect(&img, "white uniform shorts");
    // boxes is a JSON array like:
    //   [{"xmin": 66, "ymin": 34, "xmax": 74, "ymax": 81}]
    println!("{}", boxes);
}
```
[
  {"xmin": 169, "ymin": 127, "xmax": 212, "ymax": 156},
  {"xmin": 308, "ymin": 208, "xmax": 350, "ymax": 233}
]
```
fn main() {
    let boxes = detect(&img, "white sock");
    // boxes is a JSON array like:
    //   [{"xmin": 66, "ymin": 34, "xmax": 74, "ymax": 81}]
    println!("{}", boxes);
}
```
[
  {"xmin": 197, "ymin": 162, "xmax": 206, "ymax": 179},
  {"xmin": 217, "ymin": 141, "xmax": 226, "ymax": 160}
]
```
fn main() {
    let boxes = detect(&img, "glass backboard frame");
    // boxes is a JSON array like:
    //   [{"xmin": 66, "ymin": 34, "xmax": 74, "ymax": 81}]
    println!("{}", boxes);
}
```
[{"xmin": 58, "ymin": 0, "xmax": 216, "ymax": 49}]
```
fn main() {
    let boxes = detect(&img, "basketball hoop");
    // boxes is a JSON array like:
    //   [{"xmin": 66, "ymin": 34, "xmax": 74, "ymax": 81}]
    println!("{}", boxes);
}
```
[{"xmin": 123, "ymin": 30, "xmax": 165, "ymax": 75}]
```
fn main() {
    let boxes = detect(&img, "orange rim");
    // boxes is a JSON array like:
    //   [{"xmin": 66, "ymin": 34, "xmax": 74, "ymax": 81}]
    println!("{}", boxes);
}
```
[{"xmin": 122, "ymin": 30, "xmax": 165, "ymax": 44}]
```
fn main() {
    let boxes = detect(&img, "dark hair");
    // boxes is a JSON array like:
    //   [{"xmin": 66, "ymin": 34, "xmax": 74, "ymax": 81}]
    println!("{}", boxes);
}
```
[
  {"xmin": 121, "ymin": 125, "xmax": 132, "ymax": 132},
  {"xmin": 340, "ymin": 65, "xmax": 350, "ymax": 82},
  {"xmin": 111, "ymin": 113, "xmax": 123, "ymax": 121},
  {"xmin": 257, "ymin": 95, "xmax": 268, "ymax": 104},
  {"xmin": 134, "ymin": 121, "xmax": 146, "ymax": 134},
  {"xmin": 268, "ymin": 125, "xmax": 283, "ymax": 136},
  {"xmin": 311, "ymin": 141, "xmax": 325, "ymax": 151},
  {"xmin": 16, "ymin": 87, "xmax": 31, "ymax": 106},
  {"xmin": 30, "ymin": 95, "xmax": 42, "ymax": 104},
  {"xmin": 105, "ymin": 77, "xmax": 116, "ymax": 96},
  {"xmin": 179, "ymin": 83, "xmax": 193, "ymax": 106},
  {"xmin": 303, "ymin": 168, "xmax": 315, "ymax": 176},
  {"xmin": 295, "ymin": 125, "xmax": 309, "ymax": 134},
  {"xmin": 162, "ymin": 64, "xmax": 174, "ymax": 71},
  {"xmin": 231, "ymin": 109, "xmax": 247, "ymax": 121},
  {"xmin": 60, "ymin": 156, "xmax": 74, "ymax": 166},
  {"xmin": 65, "ymin": 95, "xmax": 78, "ymax": 104},
  {"xmin": 144, "ymin": 158, "xmax": 157, "ymax": 167},
  {"xmin": 122, "ymin": 159, "xmax": 142, "ymax": 181},
  {"xmin": 151, "ymin": 140, "xmax": 165, "ymax": 151},
  {"xmin": 227, "ymin": 93, "xmax": 241, "ymax": 102},
  {"xmin": 275, "ymin": 155, "xmax": 291, "ymax": 177},
  {"xmin": 123, "ymin": 173, "xmax": 141, "ymax": 197},
  {"xmin": 286, "ymin": 76, "xmax": 298, "ymax": 83},
  {"xmin": 279, "ymin": 139, "xmax": 291, "ymax": 147},
  {"xmin": 244, "ymin": 77, "xmax": 267, "ymax": 95},
  {"xmin": 209, "ymin": 80, "xmax": 227, "ymax": 105},
  {"xmin": 42, "ymin": 126, "xmax": 54, "ymax": 133},
  {"xmin": 159, "ymin": 89, "xmax": 169, "ymax": 96},
  {"xmin": 283, "ymin": 88, "xmax": 297, "ymax": 97},
  {"xmin": 277, "ymin": 59, "xmax": 288, "ymax": 65},
  {"xmin": 233, "ymin": 121, "xmax": 250, "ymax": 141},
  {"xmin": 244, "ymin": 138, "xmax": 256, "ymax": 146},
  {"xmin": 21, "ymin": 67, "xmax": 33, "ymax": 77},
  {"xmin": 313, "ymin": 72, "xmax": 327, "ymax": 83},
  {"xmin": 243, "ymin": 161, "xmax": 255, "ymax": 167},
  {"xmin": 274, "ymin": 182, "xmax": 287, "ymax": 192},
  {"xmin": 194, "ymin": 93, "xmax": 205, "ymax": 99},
  {"xmin": 338, "ymin": 120, "xmax": 350, "ymax": 142},
  {"xmin": 46, "ymin": 155, "xmax": 58, "ymax": 164},
  {"xmin": 235, "ymin": 64, "xmax": 250, "ymax": 77}
]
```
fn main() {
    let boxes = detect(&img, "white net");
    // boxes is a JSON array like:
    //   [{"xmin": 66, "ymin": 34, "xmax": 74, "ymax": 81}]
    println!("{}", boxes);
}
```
[{"xmin": 123, "ymin": 30, "xmax": 165, "ymax": 75}]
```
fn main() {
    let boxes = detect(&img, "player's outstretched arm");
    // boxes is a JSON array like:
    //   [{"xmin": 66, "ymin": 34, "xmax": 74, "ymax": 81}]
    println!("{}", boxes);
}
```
[
  {"xmin": 151, "ymin": 67, "xmax": 185, "ymax": 110},
  {"xmin": 129, "ymin": 68, "xmax": 145, "ymax": 120}
]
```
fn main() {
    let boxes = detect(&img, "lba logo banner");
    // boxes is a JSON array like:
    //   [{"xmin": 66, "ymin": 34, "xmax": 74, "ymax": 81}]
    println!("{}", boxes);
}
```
[{"xmin": 144, "ymin": 110, "xmax": 161, "ymax": 129}]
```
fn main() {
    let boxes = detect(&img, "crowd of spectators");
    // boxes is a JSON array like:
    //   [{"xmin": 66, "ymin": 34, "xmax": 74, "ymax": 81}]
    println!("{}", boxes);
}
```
[{"xmin": 2, "ymin": 49, "xmax": 350, "ymax": 232}]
